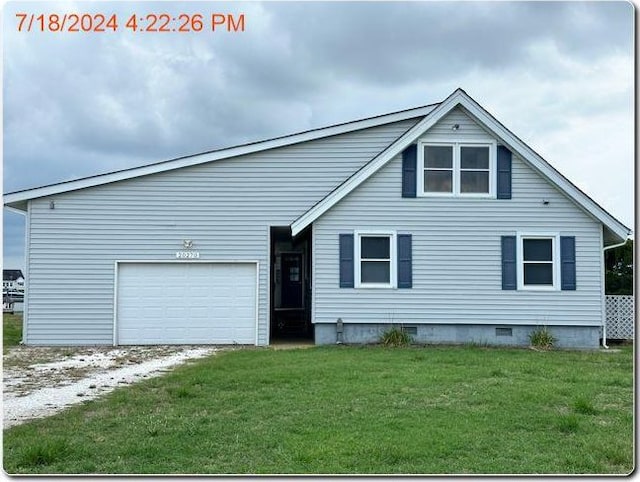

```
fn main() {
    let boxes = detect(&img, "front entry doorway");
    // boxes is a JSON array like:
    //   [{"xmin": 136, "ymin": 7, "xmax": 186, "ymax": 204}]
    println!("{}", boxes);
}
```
[
  {"xmin": 270, "ymin": 226, "xmax": 313, "ymax": 341},
  {"xmin": 281, "ymin": 253, "xmax": 303, "ymax": 308}
]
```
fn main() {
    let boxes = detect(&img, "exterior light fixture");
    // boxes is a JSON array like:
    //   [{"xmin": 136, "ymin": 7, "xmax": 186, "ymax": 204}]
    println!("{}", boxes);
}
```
[{"xmin": 451, "ymin": 124, "xmax": 460, "ymax": 131}]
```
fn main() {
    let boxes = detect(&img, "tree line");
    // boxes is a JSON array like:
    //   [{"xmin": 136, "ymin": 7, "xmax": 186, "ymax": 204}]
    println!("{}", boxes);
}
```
[{"xmin": 605, "ymin": 239, "xmax": 633, "ymax": 295}]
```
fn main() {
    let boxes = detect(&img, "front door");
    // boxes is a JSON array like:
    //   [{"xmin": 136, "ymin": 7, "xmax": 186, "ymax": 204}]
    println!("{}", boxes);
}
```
[{"xmin": 281, "ymin": 253, "xmax": 303, "ymax": 308}]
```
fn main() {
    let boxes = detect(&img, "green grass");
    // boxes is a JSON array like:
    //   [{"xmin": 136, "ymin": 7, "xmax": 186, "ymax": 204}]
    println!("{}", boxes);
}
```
[
  {"xmin": 3, "ymin": 313, "xmax": 23, "ymax": 347},
  {"xmin": 3, "ymin": 345, "xmax": 634, "ymax": 475}
]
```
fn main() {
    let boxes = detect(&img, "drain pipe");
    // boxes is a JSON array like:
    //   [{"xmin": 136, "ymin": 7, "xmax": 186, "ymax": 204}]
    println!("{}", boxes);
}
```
[{"xmin": 602, "ymin": 239, "xmax": 629, "ymax": 349}]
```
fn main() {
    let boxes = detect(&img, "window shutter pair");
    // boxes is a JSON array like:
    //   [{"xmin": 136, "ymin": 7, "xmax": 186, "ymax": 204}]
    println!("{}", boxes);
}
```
[
  {"xmin": 501, "ymin": 236, "xmax": 576, "ymax": 290},
  {"xmin": 402, "ymin": 144, "xmax": 512, "ymax": 199},
  {"xmin": 339, "ymin": 234, "xmax": 412, "ymax": 288}
]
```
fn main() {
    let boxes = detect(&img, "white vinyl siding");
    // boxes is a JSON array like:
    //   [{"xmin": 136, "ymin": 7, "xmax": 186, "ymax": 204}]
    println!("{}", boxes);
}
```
[
  {"xmin": 314, "ymin": 109, "xmax": 603, "ymax": 328},
  {"xmin": 24, "ymin": 117, "xmax": 420, "ymax": 345}
]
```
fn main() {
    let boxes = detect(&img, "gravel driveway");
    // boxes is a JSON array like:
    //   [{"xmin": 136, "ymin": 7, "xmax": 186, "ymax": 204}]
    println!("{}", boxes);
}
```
[{"xmin": 3, "ymin": 345, "xmax": 219, "ymax": 428}]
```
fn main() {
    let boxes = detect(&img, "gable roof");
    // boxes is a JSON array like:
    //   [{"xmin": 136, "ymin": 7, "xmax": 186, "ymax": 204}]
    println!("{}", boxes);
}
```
[
  {"xmin": 3, "ymin": 88, "xmax": 630, "ymax": 245},
  {"xmin": 290, "ymin": 89, "xmax": 631, "ymax": 245},
  {"xmin": 3, "ymin": 102, "xmax": 437, "ymax": 211}
]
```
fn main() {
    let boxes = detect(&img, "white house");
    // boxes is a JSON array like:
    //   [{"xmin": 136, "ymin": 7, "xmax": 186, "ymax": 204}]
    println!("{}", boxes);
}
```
[
  {"xmin": 3, "ymin": 89, "xmax": 630, "ymax": 348},
  {"xmin": 3, "ymin": 269, "xmax": 25, "ymax": 294}
]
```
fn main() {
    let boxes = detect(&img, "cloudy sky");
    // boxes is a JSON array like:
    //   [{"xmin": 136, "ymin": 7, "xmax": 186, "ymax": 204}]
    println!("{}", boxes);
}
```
[{"xmin": 2, "ymin": 1, "xmax": 634, "ymax": 270}]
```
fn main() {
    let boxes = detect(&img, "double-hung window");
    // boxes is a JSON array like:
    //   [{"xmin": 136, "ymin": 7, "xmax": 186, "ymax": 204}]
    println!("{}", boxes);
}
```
[
  {"xmin": 460, "ymin": 146, "xmax": 490, "ymax": 193},
  {"xmin": 355, "ymin": 232, "xmax": 396, "ymax": 288},
  {"xmin": 518, "ymin": 234, "xmax": 559, "ymax": 290},
  {"xmin": 419, "ymin": 142, "xmax": 495, "ymax": 196},
  {"xmin": 423, "ymin": 145, "xmax": 454, "ymax": 193}
]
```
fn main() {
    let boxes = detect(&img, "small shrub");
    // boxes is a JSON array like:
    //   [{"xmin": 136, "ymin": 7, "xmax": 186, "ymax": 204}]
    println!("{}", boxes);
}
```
[
  {"xmin": 529, "ymin": 326, "xmax": 555, "ymax": 350},
  {"xmin": 380, "ymin": 326, "xmax": 412, "ymax": 347}
]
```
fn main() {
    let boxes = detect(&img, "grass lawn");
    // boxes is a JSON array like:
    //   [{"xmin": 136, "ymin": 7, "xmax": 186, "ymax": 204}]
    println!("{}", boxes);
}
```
[
  {"xmin": 3, "ymin": 345, "xmax": 633, "ymax": 475},
  {"xmin": 3, "ymin": 313, "xmax": 23, "ymax": 347}
]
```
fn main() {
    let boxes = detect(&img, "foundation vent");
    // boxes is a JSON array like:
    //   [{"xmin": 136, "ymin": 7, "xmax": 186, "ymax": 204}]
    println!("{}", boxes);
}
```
[
  {"xmin": 402, "ymin": 326, "xmax": 418, "ymax": 336},
  {"xmin": 496, "ymin": 327, "xmax": 513, "ymax": 337}
]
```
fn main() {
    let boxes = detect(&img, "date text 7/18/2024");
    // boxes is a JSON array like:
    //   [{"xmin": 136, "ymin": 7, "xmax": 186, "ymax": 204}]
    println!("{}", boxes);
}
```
[{"xmin": 15, "ymin": 13, "xmax": 246, "ymax": 33}]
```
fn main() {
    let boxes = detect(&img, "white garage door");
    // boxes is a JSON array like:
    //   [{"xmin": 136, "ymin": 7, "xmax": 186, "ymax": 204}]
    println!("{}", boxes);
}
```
[{"xmin": 116, "ymin": 263, "xmax": 257, "ymax": 345}]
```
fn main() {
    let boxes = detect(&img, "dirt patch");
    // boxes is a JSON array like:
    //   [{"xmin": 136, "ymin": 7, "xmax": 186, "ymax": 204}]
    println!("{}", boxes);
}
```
[
  {"xmin": 4, "ymin": 345, "xmax": 193, "ymax": 396},
  {"xmin": 3, "ymin": 345, "xmax": 220, "ymax": 428}
]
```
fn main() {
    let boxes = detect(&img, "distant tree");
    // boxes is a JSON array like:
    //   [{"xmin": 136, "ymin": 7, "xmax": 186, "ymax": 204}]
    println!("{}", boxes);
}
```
[{"xmin": 605, "ymin": 239, "xmax": 633, "ymax": 295}]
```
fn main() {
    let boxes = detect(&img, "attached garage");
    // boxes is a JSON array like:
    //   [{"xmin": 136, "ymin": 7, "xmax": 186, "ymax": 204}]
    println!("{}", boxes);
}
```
[{"xmin": 115, "ymin": 262, "xmax": 258, "ymax": 345}]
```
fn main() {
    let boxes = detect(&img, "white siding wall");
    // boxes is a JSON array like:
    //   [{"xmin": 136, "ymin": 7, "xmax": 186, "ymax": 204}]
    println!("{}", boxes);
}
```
[
  {"xmin": 25, "ymin": 118, "xmax": 419, "ymax": 345},
  {"xmin": 314, "ymin": 108, "xmax": 604, "ymax": 328}
]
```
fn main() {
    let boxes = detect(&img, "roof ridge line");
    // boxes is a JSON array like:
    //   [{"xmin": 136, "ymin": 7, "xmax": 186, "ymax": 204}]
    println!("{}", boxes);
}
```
[{"xmin": 4, "ymin": 102, "xmax": 440, "ymax": 198}]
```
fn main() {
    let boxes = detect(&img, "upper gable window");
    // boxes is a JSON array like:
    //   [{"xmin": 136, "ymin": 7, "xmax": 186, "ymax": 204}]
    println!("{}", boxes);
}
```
[
  {"xmin": 418, "ymin": 142, "xmax": 495, "ymax": 197},
  {"xmin": 424, "ymin": 146, "xmax": 453, "ymax": 193}
]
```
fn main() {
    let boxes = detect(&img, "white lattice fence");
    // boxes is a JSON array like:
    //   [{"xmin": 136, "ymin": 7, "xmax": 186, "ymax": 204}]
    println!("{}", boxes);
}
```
[{"xmin": 606, "ymin": 295, "xmax": 635, "ymax": 340}]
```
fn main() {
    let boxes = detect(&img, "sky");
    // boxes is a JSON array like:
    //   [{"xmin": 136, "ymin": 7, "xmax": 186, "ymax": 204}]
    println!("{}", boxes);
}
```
[{"xmin": 2, "ymin": 0, "xmax": 635, "ymax": 271}]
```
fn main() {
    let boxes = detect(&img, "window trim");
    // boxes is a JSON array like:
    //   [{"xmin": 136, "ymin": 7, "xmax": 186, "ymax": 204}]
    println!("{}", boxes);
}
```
[
  {"xmin": 417, "ymin": 140, "xmax": 496, "ymax": 198},
  {"xmin": 354, "ymin": 230, "xmax": 397, "ymax": 289},
  {"xmin": 517, "ymin": 233, "xmax": 560, "ymax": 291}
]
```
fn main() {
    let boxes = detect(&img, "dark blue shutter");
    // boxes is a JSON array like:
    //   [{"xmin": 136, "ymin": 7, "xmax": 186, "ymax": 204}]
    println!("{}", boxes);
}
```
[
  {"xmin": 560, "ymin": 236, "xmax": 576, "ymax": 290},
  {"xmin": 497, "ymin": 145, "xmax": 512, "ymax": 199},
  {"xmin": 501, "ymin": 236, "xmax": 517, "ymax": 290},
  {"xmin": 339, "ymin": 234, "xmax": 354, "ymax": 288},
  {"xmin": 397, "ymin": 234, "xmax": 412, "ymax": 288},
  {"xmin": 402, "ymin": 144, "xmax": 417, "ymax": 198}
]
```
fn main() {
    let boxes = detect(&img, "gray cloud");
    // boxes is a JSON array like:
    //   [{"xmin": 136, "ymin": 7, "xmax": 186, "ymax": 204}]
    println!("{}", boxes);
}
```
[
  {"xmin": 266, "ymin": 2, "xmax": 632, "ymax": 84},
  {"xmin": 3, "ymin": 212, "xmax": 25, "ymax": 268}
]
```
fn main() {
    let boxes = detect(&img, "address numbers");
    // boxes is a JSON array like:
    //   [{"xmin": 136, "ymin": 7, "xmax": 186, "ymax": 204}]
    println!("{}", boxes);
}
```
[{"xmin": 176, "ymin": 251, "xmax": 200, "ymax": 259}]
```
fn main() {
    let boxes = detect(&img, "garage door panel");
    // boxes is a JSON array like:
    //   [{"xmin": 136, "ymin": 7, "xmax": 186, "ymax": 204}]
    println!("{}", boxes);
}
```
[
  {"xmin": 188, "ymin": 307, "xmax": 208, "ymax": 318},
  {"xmin": 117, "ymin": 263, "xmax": 257, "ymax": 345},
  {"xmin": 165, "ymin": 307, "xmax": 183, "ymax": 318}
]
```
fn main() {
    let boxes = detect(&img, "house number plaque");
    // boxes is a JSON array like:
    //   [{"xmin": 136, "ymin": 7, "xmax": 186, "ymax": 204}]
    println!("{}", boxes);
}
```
[{"xmin": 175, "ymin": 251, "xmax": 200, "ymax": 259}]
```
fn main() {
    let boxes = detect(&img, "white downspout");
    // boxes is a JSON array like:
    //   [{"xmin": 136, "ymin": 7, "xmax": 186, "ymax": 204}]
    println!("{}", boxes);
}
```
[{"xmin": 602, "ymin": 238, "xmax": 629, "ymax": 349}]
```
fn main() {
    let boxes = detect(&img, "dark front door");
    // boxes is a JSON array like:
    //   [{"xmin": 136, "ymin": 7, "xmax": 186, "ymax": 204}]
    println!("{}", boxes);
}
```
[{"xmin": 281, "ymin": 253, "xmax": 303, "ymax": 308}]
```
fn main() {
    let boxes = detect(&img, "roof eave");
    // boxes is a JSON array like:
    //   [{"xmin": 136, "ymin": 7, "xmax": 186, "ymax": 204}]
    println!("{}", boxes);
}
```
[
  {"xmin": 2, "ymin": 103, "xmax": 438, "ymax": 206},
  {"xmin": 291, "ymin": 88, "xmax": 469, "ymax": 236},
  {"xmin": 453, "ymin": 103, "xmax": 631, "ymax": 242},
  {"xmin": 604, "ymin": 225, "xmax": 631, "ymax": 246},
  {"xmin": 291, "ymin": 88, "xmax": 631, "ymax": 242},
  {"xmin": 4, "ymin": 202, "xmax": 28, "ymax": 213}
]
